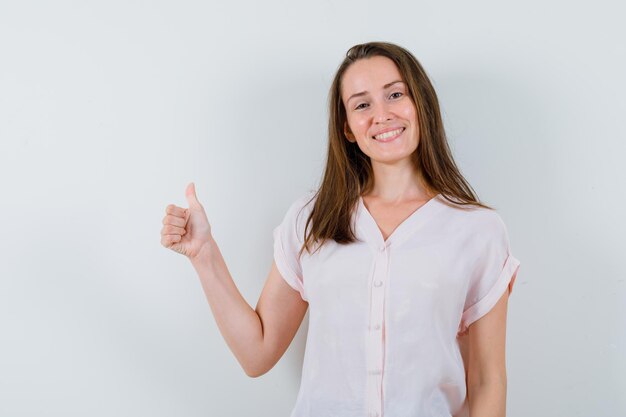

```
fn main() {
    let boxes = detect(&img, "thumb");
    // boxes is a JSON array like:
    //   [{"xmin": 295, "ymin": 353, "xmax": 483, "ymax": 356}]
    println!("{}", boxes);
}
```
[{"xmin": 185, "ymin": 182, "xmax": 203, "ymax": 209}]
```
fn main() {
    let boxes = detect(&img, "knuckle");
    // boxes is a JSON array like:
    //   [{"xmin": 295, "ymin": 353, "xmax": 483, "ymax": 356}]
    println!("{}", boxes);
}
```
[
  {"xmin": 169, "ymin": 225, "xmax": 183, "ymax": 234},
  {"xmin": 163, "ymin": 215, "xmax": 182, "ymax": 226}
]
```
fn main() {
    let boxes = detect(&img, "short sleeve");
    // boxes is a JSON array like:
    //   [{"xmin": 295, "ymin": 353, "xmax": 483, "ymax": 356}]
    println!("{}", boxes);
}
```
[
  {"xmin": 457, "ymin": 212, "xmax": 521, "ymax": 336},
  {"xmin": 272, "ymin": 194, "xmax": 312, "ymax": 302}
]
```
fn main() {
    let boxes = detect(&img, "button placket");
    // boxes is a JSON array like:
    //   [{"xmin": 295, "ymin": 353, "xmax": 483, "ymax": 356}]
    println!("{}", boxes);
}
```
[{"xmin": 366, "ymin": 243, "xmax": 388, "ymax": 417}]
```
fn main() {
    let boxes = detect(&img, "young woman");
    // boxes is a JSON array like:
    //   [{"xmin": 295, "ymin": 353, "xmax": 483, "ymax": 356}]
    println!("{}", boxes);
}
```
[{"xmin": 161, "ymin": 41, "xmax": 521, "ymax": 417}]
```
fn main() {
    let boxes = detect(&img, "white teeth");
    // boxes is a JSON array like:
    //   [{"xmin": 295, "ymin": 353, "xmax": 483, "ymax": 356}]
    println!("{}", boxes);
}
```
[{"xmin": 374, "ymin": 128, "xmax": 404, "ymax": 140}]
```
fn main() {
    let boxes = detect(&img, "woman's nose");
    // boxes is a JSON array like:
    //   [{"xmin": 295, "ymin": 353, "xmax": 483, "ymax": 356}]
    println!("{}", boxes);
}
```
[{"xmin": 374, "ymin": 102, "xmax": 393, "ymax": 123}]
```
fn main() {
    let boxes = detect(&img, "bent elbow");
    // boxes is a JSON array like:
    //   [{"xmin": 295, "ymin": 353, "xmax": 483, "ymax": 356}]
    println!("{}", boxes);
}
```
[
  {"xmin": 244, "ymin": 367, "xmax": 261, "ymax": 378},
  {"xmin": 243, "ymin": 362, "xmax": 269, "ymax": 378},
  {"xmin": 241, "ymin": 345, "xmax": 279, "ymax": 378}
]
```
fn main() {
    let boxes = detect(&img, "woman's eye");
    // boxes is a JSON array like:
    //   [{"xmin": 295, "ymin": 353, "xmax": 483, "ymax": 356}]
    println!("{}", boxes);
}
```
[{"xmin": 355, "ymin": 93, "xmax": 402, "ymax": 110}]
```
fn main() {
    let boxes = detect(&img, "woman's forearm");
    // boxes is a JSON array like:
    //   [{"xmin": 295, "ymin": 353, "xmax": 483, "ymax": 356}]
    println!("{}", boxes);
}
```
[
  {"xmin": 468, "ymin": 382, "xmax": 507, "ymax": 417},
  {"xmin": 189, "ymin": 236, "xmax": 265, "ymax": 377}
]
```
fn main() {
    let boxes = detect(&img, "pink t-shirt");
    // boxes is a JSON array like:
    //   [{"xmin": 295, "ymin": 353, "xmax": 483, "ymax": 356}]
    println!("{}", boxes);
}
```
[{"xmin": 273, "ymin": 191, "xmax": 521, "ymax": 417}]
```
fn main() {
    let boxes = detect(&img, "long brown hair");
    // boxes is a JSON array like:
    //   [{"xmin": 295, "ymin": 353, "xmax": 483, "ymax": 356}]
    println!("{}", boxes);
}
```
[{"xmin": 298, "ymin": 41, "xmax": 492, "ymax": 258}]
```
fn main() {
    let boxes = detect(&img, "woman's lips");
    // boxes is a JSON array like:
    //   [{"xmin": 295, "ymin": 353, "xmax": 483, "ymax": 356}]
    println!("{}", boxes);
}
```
[{"xmin": 373, "ymin": 127, "xmax": 405, "ymax": 143}]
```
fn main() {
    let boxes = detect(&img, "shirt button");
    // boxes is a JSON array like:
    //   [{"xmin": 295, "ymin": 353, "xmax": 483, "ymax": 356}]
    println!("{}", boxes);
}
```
[
  {"xmin": 374, "ymin": 323, "xmax": 381, "ymax": 330},
  {"xmin": 379, "ymin": 245, "xmax": 385, "ymax": 252},
  {"xmin": 374, "ymin": 280, "xmax": 383, "ymax": 287}
]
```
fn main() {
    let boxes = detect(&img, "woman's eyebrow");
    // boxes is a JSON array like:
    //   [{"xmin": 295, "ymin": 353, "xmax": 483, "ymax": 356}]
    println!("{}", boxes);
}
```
[{"xmin": 347, "ymin": 80, "xmax": 404, "ymax": 103}]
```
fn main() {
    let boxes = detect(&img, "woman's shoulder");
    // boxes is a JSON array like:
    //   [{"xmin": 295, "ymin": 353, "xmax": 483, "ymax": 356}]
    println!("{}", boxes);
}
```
[
  {"xmin": 279, "ymin": 190, "xmax": 317, "ymax": 228},
  {"xmin": 436, "ymin": 195, "xmax": 507, "ymax": 234},
  {"xmin": 287, "ymin": 190, "xmax": 317, "ymax": 214}
]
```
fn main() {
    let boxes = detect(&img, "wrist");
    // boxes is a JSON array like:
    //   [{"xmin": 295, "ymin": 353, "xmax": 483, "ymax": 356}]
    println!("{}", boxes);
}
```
[{"xmin": 189, "ymin": 237, "xmax": 216, "ymax": 268}]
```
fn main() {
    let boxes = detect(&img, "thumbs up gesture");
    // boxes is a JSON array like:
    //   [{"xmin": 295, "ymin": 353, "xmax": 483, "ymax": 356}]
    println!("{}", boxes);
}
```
[{"xmin": 161, "ymin": 182, "xmax": 213, "ymax": 260}]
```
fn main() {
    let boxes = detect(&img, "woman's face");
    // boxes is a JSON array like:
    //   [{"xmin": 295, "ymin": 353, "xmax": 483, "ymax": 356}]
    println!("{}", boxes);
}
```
[{"xmin": 341, "ymin": 56, "xmax": 419, "ymax": 166}]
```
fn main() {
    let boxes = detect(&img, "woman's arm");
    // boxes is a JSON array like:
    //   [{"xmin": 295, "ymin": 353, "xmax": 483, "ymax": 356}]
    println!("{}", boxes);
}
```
[
  {"xmin": 162, "ymin": 186, "xmax": 308, "ymax": 378},
  {"xmin": 467, "ymin": 290, "xmax": 510, "ymax": 416},
  {"xmin": 190, "ymin": 238, "xmax": 309, "ymax": 378}
]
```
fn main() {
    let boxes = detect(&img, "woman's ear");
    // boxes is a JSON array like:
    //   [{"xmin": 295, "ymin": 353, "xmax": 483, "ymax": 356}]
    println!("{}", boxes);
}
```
[{"xmin": 344, "ymin": 122, "xmax": 355, "ymax": 142}]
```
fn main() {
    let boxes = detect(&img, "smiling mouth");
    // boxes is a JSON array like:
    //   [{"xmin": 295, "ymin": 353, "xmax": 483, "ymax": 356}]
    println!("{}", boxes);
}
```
[{"xmin": 372, "ymin": 127, "xmax": 405, "ymax": 142}]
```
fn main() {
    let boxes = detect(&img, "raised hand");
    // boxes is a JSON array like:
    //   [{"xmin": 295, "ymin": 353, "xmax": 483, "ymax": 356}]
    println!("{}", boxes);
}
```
[{"xmin": 161, "ymin": 182, "xmax": 213, "ymax": 260}]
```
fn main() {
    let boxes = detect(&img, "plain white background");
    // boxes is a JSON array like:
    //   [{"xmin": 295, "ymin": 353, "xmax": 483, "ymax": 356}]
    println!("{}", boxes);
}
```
[{"xmin": 1, "ymin": 0, "xmax": 624, "ymax": 416}]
